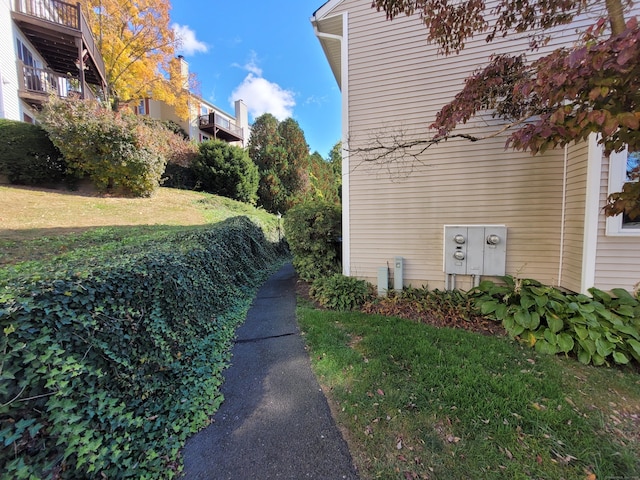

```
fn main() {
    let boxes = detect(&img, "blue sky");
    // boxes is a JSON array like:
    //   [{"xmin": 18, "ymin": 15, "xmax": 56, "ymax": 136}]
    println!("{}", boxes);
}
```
[{"xmin": 169, "ymin": 0, "xmax": 341, "ymax": 158}]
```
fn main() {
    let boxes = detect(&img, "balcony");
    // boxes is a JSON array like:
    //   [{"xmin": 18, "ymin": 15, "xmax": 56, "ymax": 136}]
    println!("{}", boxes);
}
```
[
  {"xmin": 16, "ymin": 62, "xmax": 101, "ymax": 104},
  {"xmin": 11, "ymin": 0, "xmax": 107, "ymax": 103},
  {"xmin": 199, "ymin": 112, "xmax": 244, "ymax": 143}
]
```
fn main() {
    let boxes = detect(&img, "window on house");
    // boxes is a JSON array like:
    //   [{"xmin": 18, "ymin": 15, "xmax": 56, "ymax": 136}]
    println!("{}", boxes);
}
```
[
  {"xmin": 606, "ymin": 148, "xmax": 640, "ymax": 235},
  {"xmin": 200, "ymin": 105, "xmax": 209, "ymax": 116},
  {"xmin": 16, "ymin": 39, "xmax": 37, "ymax": 68},
  {"xmin": 137, "ymin": 99, "xmax": 147, "ymax": 115}
]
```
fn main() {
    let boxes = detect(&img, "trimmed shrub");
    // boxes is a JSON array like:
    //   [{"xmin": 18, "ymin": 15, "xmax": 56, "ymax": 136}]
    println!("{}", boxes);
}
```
[
  {"xmin": 0, "ymin": 119, "xmax": 67, "ymax": 186},
  {"xmin": 39, "ymin": 97, "xmax": 167, "ymax": 197},
  {"xmin": 284, "ymin": 200, "xmax": 342, "ymax": 281},
  {"xmin": 192, "ymin": 140, "xmax": 259, "ymax": 204},
  {"xmin": 310, "ymin": 274, "xmax": 373, "ymax": 311},
  {"xmin": 0, "ymin": 216, "xmax": 289, "ymax": 479}
]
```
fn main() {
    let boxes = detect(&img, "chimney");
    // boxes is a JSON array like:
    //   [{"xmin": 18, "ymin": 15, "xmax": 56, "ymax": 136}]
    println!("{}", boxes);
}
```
[
  {"xmin": 235, "ymin": 99, "xmax": 249, "ymax": 147},
  {"xmin": 176, "ymin": 55, "xmax": 189, "ymax": 90}
]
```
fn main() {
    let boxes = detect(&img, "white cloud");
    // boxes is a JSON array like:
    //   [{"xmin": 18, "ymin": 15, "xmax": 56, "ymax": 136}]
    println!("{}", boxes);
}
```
[
  {"xmin": 230, "ymin": 73, "xmax": 295, "ymax": 121},
  {"xmin": 172, "ymin": 23, "xmax": 208, "ymax": 56},
  {"xmin": 304, "ymin": 94, "xmax": 327, "ymax": 107},
  {"xmin": 243, "ymin": 51, "xmax": 263, "ymax": 76},
  {"xmin": 232, "ymin": 51, "xmax": 263, "ymax": 76}
]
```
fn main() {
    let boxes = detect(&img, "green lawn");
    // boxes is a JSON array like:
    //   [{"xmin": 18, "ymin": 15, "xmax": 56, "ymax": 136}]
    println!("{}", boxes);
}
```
[
  {"xmin": 298, "ymin": 307, "xmax": 640, "ymax": 480},
  {"xmin": 0, "ymin": 185, "xmax": 279, "ymax": 268}
]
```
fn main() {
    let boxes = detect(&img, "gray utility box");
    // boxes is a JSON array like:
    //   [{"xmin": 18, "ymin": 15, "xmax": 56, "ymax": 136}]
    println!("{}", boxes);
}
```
[{"xmin": 443, "ymin": 225, "xmax": 507, "ymax": 276}]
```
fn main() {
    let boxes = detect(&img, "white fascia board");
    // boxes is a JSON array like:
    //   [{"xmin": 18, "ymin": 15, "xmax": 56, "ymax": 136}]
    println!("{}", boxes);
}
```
[{"xmin": 312, "ymin": 0, "xmax": 343, "ymax": 21}]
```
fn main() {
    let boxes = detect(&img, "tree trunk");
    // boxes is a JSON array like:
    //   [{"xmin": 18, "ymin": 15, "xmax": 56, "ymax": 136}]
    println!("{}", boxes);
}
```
[{"xmin": 606, "ymin": 0, "xmax": 626, "ymax": 35}]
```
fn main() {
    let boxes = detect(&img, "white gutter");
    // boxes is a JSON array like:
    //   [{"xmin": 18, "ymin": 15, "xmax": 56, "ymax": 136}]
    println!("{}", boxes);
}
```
[{"xmin": 557, "ymin": 144, "xmax": 568, "ymax": 287}]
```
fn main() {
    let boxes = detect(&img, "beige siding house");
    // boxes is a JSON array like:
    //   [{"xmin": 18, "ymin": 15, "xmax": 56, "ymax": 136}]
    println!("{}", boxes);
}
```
[
  {"xmin": 133, "ymin": 56, "xmax": 250, "ymax": 148},
  {"xmin": 311, "ymin": 0, "xmax": 640, "ymax": 294},
  {"xmin": 1, "ymin": 0, "xmax": 107, "ymax": 123}
]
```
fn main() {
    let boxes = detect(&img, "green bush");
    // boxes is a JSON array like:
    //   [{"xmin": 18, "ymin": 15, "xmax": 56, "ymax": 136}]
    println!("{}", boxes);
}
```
[
  {"xmin": 192, "ymin": 140, "xmax": 259, "ymax": 204},
  {"xmin": 0, "ymin": 119, "xmax": 67, "ymax": 186},
  {"xmin": 470, "ymin": 276, "xmax": 640, "ymax": 366},
  {"xmin": 39, "ymin": 97, "xmax": 168, "ymax": 197},
  {"xmin": 310, "ymin": 274, "xmax": 373, "ymax": 311},
  {"xmin": 283, "ymin": 200, "xmax": 342, "ymax": 281},
  {"xmin": 0, "ymin": 217, "xmax": 289, "ymax": 479},
  {"xmin": 162, "ymin": 163, "xmax": 198, "ymax": 190}
]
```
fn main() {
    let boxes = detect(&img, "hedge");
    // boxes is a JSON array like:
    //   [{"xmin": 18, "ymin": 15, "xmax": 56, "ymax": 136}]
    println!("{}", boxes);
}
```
[
  {"xmin": 0, "ymin": 217, "xmax": 289, "ymax": 479},
  {"xmin": 0, "ymin": 119, "xmax": 67, "ymax": 186}
]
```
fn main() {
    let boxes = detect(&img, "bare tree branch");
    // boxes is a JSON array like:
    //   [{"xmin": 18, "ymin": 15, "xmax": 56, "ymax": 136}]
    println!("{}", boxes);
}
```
[{"xmin": 347, "ymin": 117, "xmax": 528, "ymax": 167}]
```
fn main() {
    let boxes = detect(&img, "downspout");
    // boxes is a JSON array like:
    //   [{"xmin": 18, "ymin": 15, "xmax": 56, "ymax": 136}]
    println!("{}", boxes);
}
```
[
  {"xmin": 557, "ymin": 144, "xmax": 569, "ymax": 287},
  {"xmin": 312, "ymin": 14, "xmax": 350, "ymax": 276}
]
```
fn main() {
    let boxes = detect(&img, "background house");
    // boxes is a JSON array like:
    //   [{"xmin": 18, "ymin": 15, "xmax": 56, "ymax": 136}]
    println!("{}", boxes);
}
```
[
  {"xmin": 134, "ymin": 56, "xmax": 250, "ymax": 148},
  {"xmin": 311, "ymin": 0, "xmax": 640, "ymax": 293},
  {"xmin": 0, "ymin": 0, "xmax": 107, "ymax": 123}
]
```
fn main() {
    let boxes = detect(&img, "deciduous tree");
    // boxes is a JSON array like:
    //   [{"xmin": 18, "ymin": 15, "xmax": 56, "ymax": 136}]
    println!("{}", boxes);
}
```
[
  {"xmin": 370, "ymin": 0, "xmax": 639, "ymax": 218},
  {"xmin": 80, "ymin": 0, "xmax": 193, "ymax": 118}
]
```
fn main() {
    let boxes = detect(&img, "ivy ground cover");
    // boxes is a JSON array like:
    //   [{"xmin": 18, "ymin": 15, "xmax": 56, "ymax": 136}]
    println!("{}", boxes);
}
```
[{"xmin": 1, "ymin": 216, "xmax": 288, "ymax": 479}]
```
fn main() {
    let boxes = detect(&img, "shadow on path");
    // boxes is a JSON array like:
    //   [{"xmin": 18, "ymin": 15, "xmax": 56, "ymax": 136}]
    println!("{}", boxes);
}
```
[{"xmin": 181, "ymin": 263, "xmax": 359, "ymax": 480}]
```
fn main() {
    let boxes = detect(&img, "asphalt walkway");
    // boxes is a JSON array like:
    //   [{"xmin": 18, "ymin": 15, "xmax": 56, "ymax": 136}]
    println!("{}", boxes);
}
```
[{"xmin": 181, "ymin": 263, "xmax": 359, "ymax": 480}]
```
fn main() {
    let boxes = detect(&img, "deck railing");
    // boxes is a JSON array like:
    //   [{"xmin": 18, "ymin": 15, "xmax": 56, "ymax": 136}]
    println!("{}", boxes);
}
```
[
  {"xmin": 13, "ymin": 0, "xmax": 106, "ymax": 84},
  {"xmin": 77, "ymin": 4, "xmax": 104, "ymax": 80},
  {"xmin": 14, "ymin": 0, "xmax": 79, "ymax": 29},
  {"xmin": 17, "ymin": 62, "xmax": 99, "ymax": 100},
  {"xmin": 199, "ymin": 112, "xmax": 244, "ymax": 138}
]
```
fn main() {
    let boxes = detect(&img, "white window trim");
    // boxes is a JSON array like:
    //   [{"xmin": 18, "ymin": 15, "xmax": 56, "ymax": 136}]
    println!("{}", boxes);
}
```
[{"xmin": 606, "ymin": 148, "xmax": 640, "ymax": 236}]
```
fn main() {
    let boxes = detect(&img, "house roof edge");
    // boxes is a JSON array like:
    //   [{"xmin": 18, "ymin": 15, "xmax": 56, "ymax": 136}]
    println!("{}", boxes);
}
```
[{"xmin": 311, "ymin": 0, "xmax": 344, "ymax": 20}]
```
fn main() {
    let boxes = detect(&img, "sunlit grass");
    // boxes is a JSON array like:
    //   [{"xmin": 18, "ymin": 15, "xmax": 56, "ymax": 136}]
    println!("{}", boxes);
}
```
[
  {"xmin": 298, "ymin": 307, "xmax": 640, "ymax": 480},
  {"xmin": 0, "ymin": 185, "xmax": 279, "ymax": 269}
]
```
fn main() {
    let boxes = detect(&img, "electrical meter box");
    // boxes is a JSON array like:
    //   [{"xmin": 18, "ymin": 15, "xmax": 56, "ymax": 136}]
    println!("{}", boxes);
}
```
[{"xmin": 443, "ymin": 225, "xmax": 507, "ymax": 276}]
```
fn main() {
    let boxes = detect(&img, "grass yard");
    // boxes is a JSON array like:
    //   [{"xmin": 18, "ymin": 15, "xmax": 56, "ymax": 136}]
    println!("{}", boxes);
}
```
[
  {"xmin": 0, "ymin": 185, "xmax": 279, "ymax": 267},
  {"xmin": 298, "ymin": 307, "xmax": 640, "ymax": 480}
]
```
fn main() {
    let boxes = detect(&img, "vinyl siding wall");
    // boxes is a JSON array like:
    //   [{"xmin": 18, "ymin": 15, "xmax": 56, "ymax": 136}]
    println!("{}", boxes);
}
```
[
  {"xmin": 560, "ymin": 141, "xmax": 588, "ymax": 293},
  {"xmin": 325, "ymin": 1, "xmax": 590, "ymax": 290},
  {"xmin": 594, "ymin": 157, "xmax": 640, "ymax": 291},
  {"xmin": 0, "ymin": 0, "xmax": 21, "ymax": 120}
]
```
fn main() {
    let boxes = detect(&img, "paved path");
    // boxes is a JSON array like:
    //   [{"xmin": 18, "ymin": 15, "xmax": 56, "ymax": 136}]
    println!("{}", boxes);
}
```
[{"xmin": 181, "ymin": 263, "xmax": 359, "ymax": 480}]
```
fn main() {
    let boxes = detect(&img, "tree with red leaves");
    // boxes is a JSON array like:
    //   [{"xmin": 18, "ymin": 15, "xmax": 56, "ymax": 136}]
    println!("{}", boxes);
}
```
[{"xmin": 370, "ymin": 0, "xmax": 639, "ymax": 219}]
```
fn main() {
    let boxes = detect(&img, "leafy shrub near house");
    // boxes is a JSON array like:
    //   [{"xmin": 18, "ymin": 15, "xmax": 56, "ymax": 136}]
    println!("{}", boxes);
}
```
[
  {"xmin": 162, "ymin": 162, "xmax": 199, "ymax": 190},
  {"xmin": 283, "ymin": 200, "xmax": 342, "ymax": 281},
  {"xmin": 0, "ymin": 119, "xmax": 67, "ymax": 186},
  {"xmin": 39, "ymin": 97, "xmax": 170, "ymax": 197},
  {"xmin": 470, "ymin": 276, "xmax": 640, "ymax": 366},
  {"xmin": 0, "ymin": 216, "xmax": 289, "ymax": 479},
  {"xmin": 310, "ymin": 274, "xmax": 373, "ymax": 311},
  {"xmin": 191, "ymin": 140, "xmax": 259, "ymax": 204},
  {"xmin": 140, "ymin": 117, "xmax": 198, "ymax": 169},
  {"xmin": 361, "ymin": 285, "xmax": 489, "ymax": 331}
]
